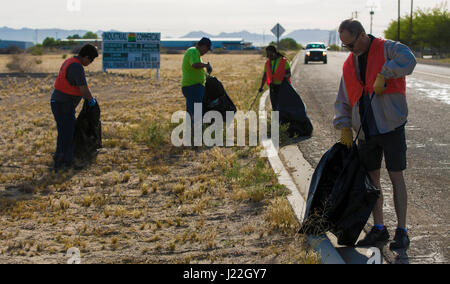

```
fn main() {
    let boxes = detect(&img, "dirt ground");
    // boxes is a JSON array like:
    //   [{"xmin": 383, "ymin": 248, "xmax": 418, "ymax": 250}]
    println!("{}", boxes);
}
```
[{"xmin": 0, "ymin": 53, "xmax": 319, "ymax": 264}]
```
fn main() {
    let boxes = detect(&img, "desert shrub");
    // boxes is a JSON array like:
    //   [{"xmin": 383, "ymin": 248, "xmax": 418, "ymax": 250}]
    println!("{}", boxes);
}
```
[
  {"xmin": 28, "ymin": 45, "xmax": 43, "ymax": 56},
  {"xmin": 131, "ymin": 119, "xmax": 171, "ymax": 149},
  {"xmin": 6, "ymin": 54, "xmax": 39, "ymax": 73},
  {"xmin": 225, "ymin": 155, "xmax": 287, "ymax": 202},
  {"xmin": 265, "ymin": 197, "xmax": 299, "ymax": 234}
]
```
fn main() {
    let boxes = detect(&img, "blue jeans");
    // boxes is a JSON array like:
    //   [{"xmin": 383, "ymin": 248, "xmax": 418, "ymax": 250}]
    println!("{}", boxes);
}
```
[
  {"xmin": 51, "ymin": 99, "xmax": 80, "ymax": 168},
  {"xmin": 182, "ymin": 84, "xmax": 205, "ymax": 118}
]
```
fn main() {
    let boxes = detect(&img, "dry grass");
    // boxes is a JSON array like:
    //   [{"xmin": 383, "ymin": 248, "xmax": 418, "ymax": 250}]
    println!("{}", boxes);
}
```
[{"xmin": 0, "ymin": 53, "xmax": 319, "ymax": 264}]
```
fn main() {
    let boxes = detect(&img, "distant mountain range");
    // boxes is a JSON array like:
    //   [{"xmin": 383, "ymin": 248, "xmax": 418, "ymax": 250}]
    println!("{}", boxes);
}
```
[
  {"xmin": 0, "ymin": 27, "xmax": 107, "ymax": 43},
  {"xmin": 183, "ymin": 30, "xmax": 278, "ymax": 46},
  {"xmin": 182, "ymin": 30, "xmax": 333, "ymax": 46},
  {"xmin": 0, "ymin": 27, "xmax": 335, "ymax": 46}
]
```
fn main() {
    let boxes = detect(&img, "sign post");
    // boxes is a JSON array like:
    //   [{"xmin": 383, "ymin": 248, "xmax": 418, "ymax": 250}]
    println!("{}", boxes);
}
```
[
  {"xmin": 271, "ymin": 23, "xmax": 285, "ymax": 49},
  {"xmin": 102, "ymin": 32, "xmax": 161, "ymax": 80}
]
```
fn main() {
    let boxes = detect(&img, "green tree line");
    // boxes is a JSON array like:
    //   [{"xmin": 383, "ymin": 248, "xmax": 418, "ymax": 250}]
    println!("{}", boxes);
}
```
[
  {"xmin": 67, "ymin": 31, "xmax": 99, "ymax": 40},
  {"xmin": 26, "ymin": 31, "xmax": 99, "ymax": 55},
  {"xmin": 42, "ymin": 31, "xmax": 99, "ymax": 48},
  {"xmin": 384, "ymin": 4, "xmax": 449, "ymax": 57},
  {"xmin": 270, "ymin": 38, "xmax": 304, "ymax": 50},
  {"xmin": 42, "ymin": 38, "xmax": 76, "ymax": 48}
]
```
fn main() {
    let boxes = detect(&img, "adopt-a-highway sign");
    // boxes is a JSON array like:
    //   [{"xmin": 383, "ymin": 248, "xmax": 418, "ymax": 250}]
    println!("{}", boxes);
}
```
[{"xmin": 102, "ymin": 32, "xmax": 161, "ymax": 71}]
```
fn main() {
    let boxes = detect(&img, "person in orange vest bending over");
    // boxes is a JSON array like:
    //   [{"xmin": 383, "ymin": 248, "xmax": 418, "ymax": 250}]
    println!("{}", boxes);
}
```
[
  {"xmin": 258, "ymin": 45, "xmax": 291, "ymax": 111},
  {"xmin": 333, "ymin": 19, "xmax": 416, "ymax": 250},
  {"xmin": 50, "ymin": 44, "xmax": 99, "ymax": 172}
]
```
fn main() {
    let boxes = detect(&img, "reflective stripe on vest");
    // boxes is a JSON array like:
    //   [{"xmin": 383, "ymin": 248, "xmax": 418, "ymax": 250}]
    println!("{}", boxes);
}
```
[
  {"xmin": 343, "ymin": 37, "xmax": 406, "ymax": 107},
  {"xmin": 266, "ymin": 57, "xmax": 291, "ymax": 85},
  {"xmin": 54, "ymin": 57, "xmax": 84, "ymax": 96}
]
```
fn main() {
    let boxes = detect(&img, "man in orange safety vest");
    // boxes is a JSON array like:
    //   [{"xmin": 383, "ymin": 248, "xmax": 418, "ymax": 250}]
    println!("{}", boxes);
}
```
[{"xmin": 334, "ymin": 19, "xmax": 416, "ymax": 250}]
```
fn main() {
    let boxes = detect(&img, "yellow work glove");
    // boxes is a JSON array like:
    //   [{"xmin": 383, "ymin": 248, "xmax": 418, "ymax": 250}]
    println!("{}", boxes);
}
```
[
  {"xmin": 373, "ymin": 73, "xmax": 386, "ymax": 95},
  {"xmin": 340, "ymin": 128, "xmax": 353, "ymax": 148}
]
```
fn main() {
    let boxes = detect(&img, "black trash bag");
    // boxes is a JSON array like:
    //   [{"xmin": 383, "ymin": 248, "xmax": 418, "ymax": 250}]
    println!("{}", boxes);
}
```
[
  {"xmin": 300, "ymin": 143, "xmax": 350, "ymax": 234},
  {"xmin": 73, "ymin": 100, "xmax": 102, "ymax": 160},
  {"xmin": 299, "ymin": 143, "xmax": 380, "ymax": 246},
  {"xmin": 203, "ymin": 75, "xmax": 237, "ymax": 117},
  {"xmin": 277, "ymin": 80, "xmax": 313, "ymax": 137}
]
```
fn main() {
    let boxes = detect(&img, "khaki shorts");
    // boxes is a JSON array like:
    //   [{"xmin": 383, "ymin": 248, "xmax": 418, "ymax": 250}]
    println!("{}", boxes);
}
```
[{"xmin": 358, "ymin": 126, "xmax": 407, "ymax": 172}]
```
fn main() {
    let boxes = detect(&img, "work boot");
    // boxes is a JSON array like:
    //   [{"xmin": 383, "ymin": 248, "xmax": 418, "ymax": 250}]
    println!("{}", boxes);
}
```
[
  {"xmin": 389, "ymin": 228, "xmax": 410, "ymax": 250},
  {"xmin": 356, "ymin": 226, "xmax": 390, "ymax": 247}
]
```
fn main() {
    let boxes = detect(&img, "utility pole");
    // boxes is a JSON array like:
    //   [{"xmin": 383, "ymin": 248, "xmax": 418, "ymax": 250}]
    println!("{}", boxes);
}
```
[
  {"xmin": 398, "ymin": 0, "xmax": 401, "ymax": 42},
  {"xmin": 370, "ymin": 10, "xmax": 375, "ymax": 34},
  {"xmin": 410, "ymin": 0, "xmax": 414, "ymax": 46},
  {"xmin": 366, "ymin": 1, "xmax": 380, "ymax": 35}
]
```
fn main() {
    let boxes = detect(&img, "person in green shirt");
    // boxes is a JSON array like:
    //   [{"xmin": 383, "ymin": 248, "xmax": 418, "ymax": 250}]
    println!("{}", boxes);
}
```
[
  {"xmin": 181, "ymin": 37, "xmax": 213, "ymax": 119},
  {"xmin": 258, "ymin": 45, "xmax": 291, "ymax": 111}
]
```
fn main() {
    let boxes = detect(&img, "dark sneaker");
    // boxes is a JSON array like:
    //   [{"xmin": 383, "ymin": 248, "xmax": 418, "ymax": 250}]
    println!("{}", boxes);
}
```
[
  {"xmin": 390, "ymin": 229, "xmax": 410, "ymax": 250},
  {"xmin": 356, "ymin": 226, "xmax": 390, "ymax": 247}
]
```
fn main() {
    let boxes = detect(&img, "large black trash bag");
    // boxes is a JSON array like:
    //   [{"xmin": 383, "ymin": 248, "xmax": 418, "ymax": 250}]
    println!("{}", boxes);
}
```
[
  {"xmin": 73, "ymin": 100, "xmax": 102, "ymax": 160},
  {"xmin": 300, "ymin": 143, "xmax": 350, "ymax": 234},
  {"xmin": 203, "ymin": 75, "xmax": 237, "ymax": 117},
  {"xmin": 277, "ymin": 80, "xmax": 313, "ymax": 137},
  {"xmin": 299, "ymin": 143, "xmax": 380, "ymax": 246}
]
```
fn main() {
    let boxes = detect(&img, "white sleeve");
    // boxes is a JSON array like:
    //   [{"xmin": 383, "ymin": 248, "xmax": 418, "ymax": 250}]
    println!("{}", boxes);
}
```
[{"xmin": 333, "ymin": 77, "xmax": 353, "ymax": 130}]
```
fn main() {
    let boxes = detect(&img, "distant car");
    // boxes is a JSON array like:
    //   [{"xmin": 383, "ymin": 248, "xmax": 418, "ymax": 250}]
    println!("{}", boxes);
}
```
[{"xmin": 304, "ymin": 42, "xmax": 327, "ymax": 64}]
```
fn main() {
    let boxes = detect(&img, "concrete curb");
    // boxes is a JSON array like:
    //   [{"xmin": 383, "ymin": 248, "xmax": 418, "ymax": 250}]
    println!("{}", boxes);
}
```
[{"xmin": 259, "ymin": 52, "xmax": 345, "ymax": 264}]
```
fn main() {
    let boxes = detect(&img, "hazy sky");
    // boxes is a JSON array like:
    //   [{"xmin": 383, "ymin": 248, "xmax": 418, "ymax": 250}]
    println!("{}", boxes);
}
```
[{"xmin": 2, "ymin": 0, "xmax": 446, "ymax": 37}]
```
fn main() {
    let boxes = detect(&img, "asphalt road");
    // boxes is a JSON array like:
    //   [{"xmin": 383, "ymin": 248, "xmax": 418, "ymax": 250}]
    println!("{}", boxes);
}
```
[{"xmin": 290, "ymin": 51, "xmax": 449, "ymax": 264}]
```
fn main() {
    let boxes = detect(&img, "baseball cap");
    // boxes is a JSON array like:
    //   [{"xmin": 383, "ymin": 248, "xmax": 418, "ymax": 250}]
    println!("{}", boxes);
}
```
[{"xmin": 198, "ymin": 37, "xmax": 213, "ymax": 51}]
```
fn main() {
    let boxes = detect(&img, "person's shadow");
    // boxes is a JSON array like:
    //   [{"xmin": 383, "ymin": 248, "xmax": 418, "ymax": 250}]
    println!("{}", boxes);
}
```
[
  {"xmin": 0, "ymin": 153, "xmax": 97, "ymax": 211},
  {"xmin": 0, "ymin": 171, "xmax": 76, "ymax": 213}
]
